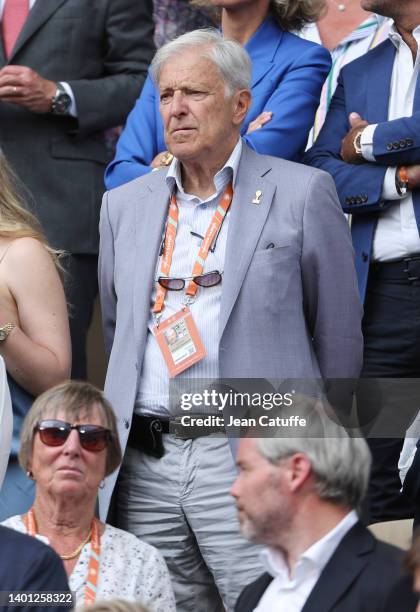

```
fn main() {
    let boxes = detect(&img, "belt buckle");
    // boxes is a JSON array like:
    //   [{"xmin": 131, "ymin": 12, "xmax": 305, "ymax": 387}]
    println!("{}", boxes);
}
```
[
  {"xmin": 403, "ymin": 257, "xmax": 420, "ymax": 281},
  {"xmin": 170, "ymin": 416, "xmax": 190, "ymax": 440}
]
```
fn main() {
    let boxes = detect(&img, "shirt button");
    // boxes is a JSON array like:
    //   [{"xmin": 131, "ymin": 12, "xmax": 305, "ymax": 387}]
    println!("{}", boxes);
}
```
[
  {"xmin": 362, "ymin": 252, "xmax": 369, "ymax": 262},
  {"xmin": 123, "ymin": 419, "xmax": 130, "ymax": 429}
]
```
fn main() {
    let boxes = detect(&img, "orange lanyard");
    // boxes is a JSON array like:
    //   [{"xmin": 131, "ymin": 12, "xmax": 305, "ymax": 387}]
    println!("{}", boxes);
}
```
[
  {"xmin": 153, "ymin": 183, "xmax": 233, "ymax": 315},
  {"xmin": 24, "ymin": 508, "xmax": 100, "ymax": 605}
]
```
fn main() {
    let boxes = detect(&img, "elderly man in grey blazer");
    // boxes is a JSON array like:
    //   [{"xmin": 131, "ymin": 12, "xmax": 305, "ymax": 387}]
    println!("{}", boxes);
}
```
[{"xmin": 99, "ymin": 29, "xmax": 363, "ymax": 612}]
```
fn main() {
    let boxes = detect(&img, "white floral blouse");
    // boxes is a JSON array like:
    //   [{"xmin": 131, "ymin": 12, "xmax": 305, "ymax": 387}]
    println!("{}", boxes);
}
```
[{"xmin": 2, "ymin": 515, "xmax": 176, "ymax": 612}]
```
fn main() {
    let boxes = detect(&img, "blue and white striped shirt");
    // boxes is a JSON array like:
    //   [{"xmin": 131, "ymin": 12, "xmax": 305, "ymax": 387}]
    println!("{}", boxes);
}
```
[{"xmin": 135, "ymin": 139, "xmax": 243, "ymax": 416}]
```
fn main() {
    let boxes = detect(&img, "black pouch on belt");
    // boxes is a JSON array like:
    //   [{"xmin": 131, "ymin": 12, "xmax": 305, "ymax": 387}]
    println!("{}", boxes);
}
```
[{"xmin": 127, "ymin": 414, "xmax": 167, "ymax": 458}]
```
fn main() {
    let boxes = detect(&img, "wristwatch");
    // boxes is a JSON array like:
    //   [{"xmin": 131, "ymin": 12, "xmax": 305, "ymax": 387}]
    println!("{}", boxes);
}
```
[
  {"xmin": 51, "ymin": 82, "xmax": 71, "ymax": 115},
  {"xmin": 0, "ymin": 323, "xmax": 15, "ymax": 342},
  {"xmin": 353, "ymin": 130, "xmax": 364, "ymax": 157},
  {"xmin": 396, "ymin": 166, "xmax": 409, "ymax": 196}
]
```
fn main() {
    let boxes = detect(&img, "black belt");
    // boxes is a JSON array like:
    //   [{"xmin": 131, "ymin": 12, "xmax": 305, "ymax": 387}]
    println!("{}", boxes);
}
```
[
  {"xmin": 370, "ymin": 256, "xmax": 420, "ymax": 282},
  {"xmin": 127, "ymin": 413, "xmax": 225, "ymax": 458}
]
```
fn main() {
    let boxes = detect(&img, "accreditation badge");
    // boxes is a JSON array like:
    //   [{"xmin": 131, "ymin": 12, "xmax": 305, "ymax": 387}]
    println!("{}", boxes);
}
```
[{"xmin": 153, "ymin": 307, "xmax": 206, "ymax": 377}]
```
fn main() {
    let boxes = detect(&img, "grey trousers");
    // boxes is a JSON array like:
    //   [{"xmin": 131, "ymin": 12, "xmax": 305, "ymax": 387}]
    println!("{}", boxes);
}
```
[{"xmin": 116, "ymin": 434, "xmax": 263, "ymax": 612}]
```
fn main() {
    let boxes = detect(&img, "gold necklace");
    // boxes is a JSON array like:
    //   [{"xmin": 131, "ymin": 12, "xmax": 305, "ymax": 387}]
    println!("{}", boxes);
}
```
[{"xmin": 59, "ymin": 528, "xmax": 92, "ymax": 560}]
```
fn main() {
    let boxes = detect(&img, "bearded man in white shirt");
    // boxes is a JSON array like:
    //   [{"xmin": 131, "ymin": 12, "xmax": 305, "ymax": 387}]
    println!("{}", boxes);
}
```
[{"xmin": 232, "ymin": 428, "xmax": 415, "ymax": 612}]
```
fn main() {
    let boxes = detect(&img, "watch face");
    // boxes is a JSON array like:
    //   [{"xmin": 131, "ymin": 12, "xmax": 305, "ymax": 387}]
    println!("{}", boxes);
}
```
[{"xmin": 52, "ymin": 92, "xmax": 71, "ymax": 115}]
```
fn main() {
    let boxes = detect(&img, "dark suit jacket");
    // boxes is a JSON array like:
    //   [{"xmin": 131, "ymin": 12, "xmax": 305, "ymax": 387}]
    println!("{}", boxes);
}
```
[
  {"xmin": 0, "ymin": 0, "xmax": 155, "ymax": 253},
  {"xmin": 0, "ymin": 525, "xmax": 70, "ymax": 612},
  {"xmin": 304, "ymin": 39, "xmax": 420, "ymax": 301},
  {"xmin": 235, "ymin": 522, "xmax": 416, "ymax": 612}
]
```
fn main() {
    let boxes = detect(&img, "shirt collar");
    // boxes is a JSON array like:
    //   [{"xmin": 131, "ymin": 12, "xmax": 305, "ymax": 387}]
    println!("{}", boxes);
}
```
[
  {"xmin": 388, "ymin": 22, "xmax": 420, "ymax": 50},
  {"xmin": 301, "ymin": 14, "xmax": 386, "ymax": 48},
  {"xmin": 165, "ymin": 138, "xmax": 242, "ymax": 202},
  {"xmin": 260, "ymin": 510, "xmax": 358, "ymax": 581}
]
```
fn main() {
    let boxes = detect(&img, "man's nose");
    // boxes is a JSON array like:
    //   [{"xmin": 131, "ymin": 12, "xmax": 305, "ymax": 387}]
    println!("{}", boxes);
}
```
[
  {"xmin": 230, "ymin": 476, "xmax": 239, "ymax": 498},
  {"xmin": 169, "ymin": 90, "xmax": 188, "ymax": 117}
]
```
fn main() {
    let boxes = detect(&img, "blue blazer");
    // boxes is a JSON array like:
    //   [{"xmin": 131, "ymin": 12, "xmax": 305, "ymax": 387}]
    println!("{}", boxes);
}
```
[
  {"xmin": 0, "ymin": 525, "xmax": 70, "ymax": 612},
  {"xmin": 105, "ymin": 15, "xmax": 331, "ymax": 189},
  {"xmin": 305, "ymin": 39, "xmax": 420, "ymax": 302}
]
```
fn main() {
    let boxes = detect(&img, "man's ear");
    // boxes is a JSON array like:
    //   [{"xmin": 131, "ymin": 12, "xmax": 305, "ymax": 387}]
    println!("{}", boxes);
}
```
[
  {"xmin": 287, "ymin": 453, "xmax": 312, "ymax": 493},
  {"xmin": 232, "ymin": 89, "xmax": 252, "ymax": 125}
]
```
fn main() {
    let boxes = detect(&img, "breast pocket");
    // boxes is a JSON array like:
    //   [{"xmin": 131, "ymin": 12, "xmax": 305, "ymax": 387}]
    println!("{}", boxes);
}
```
[{"xmin": 246, "ymin": 246, "xmax": 301, "ymax": 308}]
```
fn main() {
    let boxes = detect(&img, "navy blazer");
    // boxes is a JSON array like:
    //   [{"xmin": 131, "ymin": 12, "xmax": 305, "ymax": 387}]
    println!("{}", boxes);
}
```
[
  {"xmin": 105, "ymin": 15, "xmax": 331, "ymax": 189},
  {"xmin": 235, "ymin": 522, "xmax": 416, "ymax": 612},
  {"xmin": 0, "ymin": 525, "xmax": 70, "ymax": 612},
  {"xmin": 305, "ymin": 39, "xmax": 420, "ymax": 301}
]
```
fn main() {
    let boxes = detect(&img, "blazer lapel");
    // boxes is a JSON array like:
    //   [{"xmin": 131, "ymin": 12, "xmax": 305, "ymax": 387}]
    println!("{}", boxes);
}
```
[
  {"xmin": 133, "ymin": 175, "xmax": 170, "ymax": 365},
  {"xmin": 238, "ymin": 573, "xmax": 273, "ymax": 612},
  {"xmin": 302, "ymin": 523, "xmax": 375, "ymax": 612},
  {"xmin": 219, "ymin": 145, "xmax": 276, "ymax": 341},
  {"xmin": 366, "ymin": 40, "xmax": 395, "ymax": 123},
  {"xmin": 8, "ymin": 0, "xmax": 68, "ymax": 62},
  {"xmin": 245, "ymin": 16, "xmax": 283, "ymax": 89}
]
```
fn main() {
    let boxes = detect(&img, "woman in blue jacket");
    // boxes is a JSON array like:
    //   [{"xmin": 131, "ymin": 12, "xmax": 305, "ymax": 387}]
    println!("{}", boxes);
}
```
[{"xmin": 105, "ymin": 0, "xmax": 330, "ymax": 189}]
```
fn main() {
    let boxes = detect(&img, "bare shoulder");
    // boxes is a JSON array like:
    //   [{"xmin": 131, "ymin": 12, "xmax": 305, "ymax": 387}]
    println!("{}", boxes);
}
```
[
  {"xmin": 6, "ymin": 237, "xmax": 53, "ymax": 266},
  {"xmin": 4, "ymin": 238, "xmax": 60, "ymax": 293}
]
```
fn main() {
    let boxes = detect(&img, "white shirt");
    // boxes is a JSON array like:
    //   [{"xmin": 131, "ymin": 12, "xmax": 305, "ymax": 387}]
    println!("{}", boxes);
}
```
[
  {"xmin": 0, "ymin": 0, "xmax": 77, "ymax": 116},
  {"xmin": 135, "ymin": 139, "xmax": 243, "ymax": 417},
  {"xmin": 2, "ymin": 515, "xmax": 176, "ymax": 612},
  {"xmin": 0, "ymin": 356, "xmax": 12, "ymax": 489},
  {"xmin": 361, "ymin": 24, "xmax": 420, "ymax": 261},
  {"xmin": 254, "ymin": 511, "xmax": 358, "ymax": 612}
]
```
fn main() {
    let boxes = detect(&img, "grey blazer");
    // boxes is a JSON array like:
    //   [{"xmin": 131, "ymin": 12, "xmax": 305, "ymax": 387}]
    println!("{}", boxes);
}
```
[
  {"xmin": 98, "ymin": 144, "xmax": 363, "ymax": 517},
  {"xmin": 0, "ymin": 0, "xmax": 154, "ymax": 253}
]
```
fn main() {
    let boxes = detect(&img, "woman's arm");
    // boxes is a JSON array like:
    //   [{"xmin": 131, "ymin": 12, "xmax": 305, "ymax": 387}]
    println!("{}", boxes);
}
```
[
  {"xmin": 243, "ymin": 42, "xmax": 332, "ymax": 161},
  {"xmin": 0, "ymin": 238, "xmax": 71, "ymax": 395}
]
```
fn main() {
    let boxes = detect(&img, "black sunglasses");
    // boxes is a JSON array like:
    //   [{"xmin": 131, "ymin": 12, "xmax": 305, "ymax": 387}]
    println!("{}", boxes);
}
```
[
  {"xmin": 35, "ymin": 419, "xmax": 111, "ymax": 452},
  {"xmin": 157, "ymin": 270, "xmax": 223, "ymax": 291}
]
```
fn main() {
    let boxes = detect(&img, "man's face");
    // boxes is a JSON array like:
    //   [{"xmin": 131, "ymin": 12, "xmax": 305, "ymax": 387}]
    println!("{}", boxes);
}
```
[
  {"xmin": 158, "ymin": 49, "xmax": 247, "ymax": 164},
  {"xmin": 230, "ymin": 438, "xmax": 294, "ymax": 546}
]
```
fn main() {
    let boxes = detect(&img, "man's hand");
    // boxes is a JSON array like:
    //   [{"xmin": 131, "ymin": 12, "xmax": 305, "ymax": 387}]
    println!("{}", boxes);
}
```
[
  {"xmin": 246, "ymin": 111, "xmax": 273, "ymax": 134},
  {"xmin": 0, "ymin": 65, "xmax": 56, "ymax": 113},
  {"xmin": 151, "ymin": 151, "xmax": 174, "ymax": 168},
  {"xmin": 340, "ymin": 112, "xmax": 369, "ymax": 164},
  {"xmin": 405, "ymin": 164, "xmax": 420, "ymax": 190}
]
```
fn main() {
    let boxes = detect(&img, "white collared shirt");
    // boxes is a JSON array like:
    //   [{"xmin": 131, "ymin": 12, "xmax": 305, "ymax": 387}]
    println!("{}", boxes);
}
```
[
  {"xmin": 254, "ymin": 511, "xmax": 358, "ymax": 612},
  {"xmin": 0, "ymin": 0, "xmax": 77, "ymax": 116},
  {"xmin": 135, "ymin": 139, "xmax": 243, "ymax": 416},
  {"xmin": 361, "ymin": 24, "xmax": 420, "ymax": 261}
]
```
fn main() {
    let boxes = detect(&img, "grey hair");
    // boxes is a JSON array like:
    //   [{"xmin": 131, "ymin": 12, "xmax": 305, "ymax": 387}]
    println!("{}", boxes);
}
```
[
  {"xmin": 257, "ymin": 405, "xmax": 371, "ymax": 509},
  {"xmin": 19, "ymin": 381, "xmax": 122, "ymax": 478},
  {"xmin": 151, "ymin": 28, "xmax": 252, "ymax": 97}
]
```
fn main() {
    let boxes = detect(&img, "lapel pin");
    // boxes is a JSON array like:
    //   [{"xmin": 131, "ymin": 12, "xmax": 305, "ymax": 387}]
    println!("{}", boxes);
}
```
[{"xmin": 252, "ymin": 190, "xmax": 262, "ymax": 205}]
